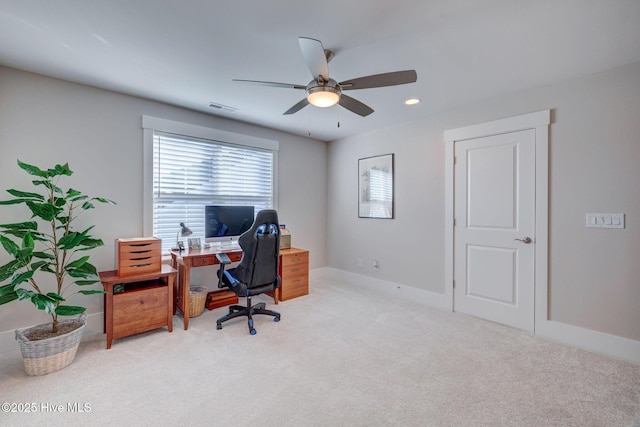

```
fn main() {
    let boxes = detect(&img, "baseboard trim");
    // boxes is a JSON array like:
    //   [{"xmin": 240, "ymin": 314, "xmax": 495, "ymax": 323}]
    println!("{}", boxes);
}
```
[
  {"xmin": 325, "ymin": 268, "xmax": 449, "ymax": 311},
  {"xmin": 322, "ymin": 268, "xmax": 640, "ymax": 365},
  {"xmin": 537, "ymin": 319, "xmax": 640, "ymax": 365}
]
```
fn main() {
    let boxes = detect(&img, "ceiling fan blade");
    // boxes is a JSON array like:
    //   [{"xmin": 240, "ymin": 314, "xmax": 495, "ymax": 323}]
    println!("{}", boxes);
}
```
[
  {"xmin": 283, "ymin": 98, "xmax": 310, "ymax": 115},
  {"xmin": 338, "ymin": 94, "xmax": 374, "ymax": 117},
  {"xmin": 340, "ymin": 70, "xmax": 417, "ymax": 90},
  {"xmin": 233, "ymin": 79, "xmax": 306, "ymax": 90},
  {"xmin": 298, "ymin": 37, "xmax": 329, "ymax": 81}
]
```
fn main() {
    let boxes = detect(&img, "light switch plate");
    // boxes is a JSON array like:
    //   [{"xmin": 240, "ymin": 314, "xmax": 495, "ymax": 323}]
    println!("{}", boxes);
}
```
[{"xmin": 586, "ymin": 213, "xmax": 625, "ymax": 229}]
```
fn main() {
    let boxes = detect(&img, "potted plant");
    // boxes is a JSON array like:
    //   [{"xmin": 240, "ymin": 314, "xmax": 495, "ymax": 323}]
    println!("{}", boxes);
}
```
[{"xmin": 0, "ymin": 160, "xmax": 115, "ymax": 375}]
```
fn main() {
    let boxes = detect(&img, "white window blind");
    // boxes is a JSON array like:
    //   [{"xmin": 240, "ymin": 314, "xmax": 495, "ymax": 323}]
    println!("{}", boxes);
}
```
[{"xmin": 153, "ymin": 132, "xmax": 275, "ymax": 253}]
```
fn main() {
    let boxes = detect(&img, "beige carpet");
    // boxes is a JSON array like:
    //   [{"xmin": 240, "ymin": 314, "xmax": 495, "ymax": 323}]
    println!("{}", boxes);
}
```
[{"xmin": 1, "ymin": 277, "xmax": 639, "ymax": 427}]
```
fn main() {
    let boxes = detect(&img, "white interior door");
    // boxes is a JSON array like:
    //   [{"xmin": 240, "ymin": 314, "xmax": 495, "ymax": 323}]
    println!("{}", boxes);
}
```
[{"xmin": 454, "ymin": 129, "xmax": 536, "ymax": 332}]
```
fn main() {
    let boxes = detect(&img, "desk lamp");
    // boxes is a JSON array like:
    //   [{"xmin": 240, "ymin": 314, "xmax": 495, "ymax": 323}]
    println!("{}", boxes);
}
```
[{"xmin": 177, "ymin": 222, "xmax": 192, "ymax": 250}]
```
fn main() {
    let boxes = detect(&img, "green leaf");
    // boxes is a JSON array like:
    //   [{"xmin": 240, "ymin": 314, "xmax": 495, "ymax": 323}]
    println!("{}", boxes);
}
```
[
  {"xmin": 53, "ymin": 197, "xmax": 67, "ymax": 207},
  {"xmin": 26, "ymin": 201, "xmax": 60, "ymax": 221},
  {"xmin": 76, "ymin": 261, "xmax": 97, "ymax": 275},
  {"xmin": 0, "ymin": 236, "xmax": 20, "ymax": 257},
  {"xmin": 32, "ymin": 251, "xmax": 55, "ymax": 260},
  {"xmin": 17, "ymin": 160, "xmax": 48, "ymax": 177},
  {"xmin": 75, "ymin": 279, "xmax": 100, "ymax": 286},
  {"xmin": 22, "ymin": 230, "xmax": 35, "ymax": 251},
  {"xmin": 66, "ymin": 188, "xmax": 81, "ymax": 198},
  {"xmin": 0, "ymin": 283, "xmax": 17, "ymax": 297},
  {"xmin": 51, "ymin": 163, "xmax": 73, "ymax": 177},
  {"xmin": 45, "ymin": 292, "xmax": 65, "ymax": 302},
  {"xmin": 78, "ymin": 289, "xmax": 104, "ymax": 295},
  {"xmin": 11, "ymin": 270, "xmax": 35, "ymax": 286},
  {"xmin": 81, "ymin": 201, "xmax": 95, "ymax": 210},
  {"xmin": 77, "ymin": 237, "xmax": 104, "ymax": 250},
  {"xmin": 69, "ymin": 194, "xmax": 88, "ymax": 203},
  {"xmin": 0, "ymin": 260, "xmax": 21, "ymax": 281},
  {"xmin": 65, "ymin": 255, "xmax": 90, "ymax": 270},
  {"xmin": 6, "ymin": 189, "xmax": 44, "ymax": 201},
  {"xmin": 55, "ymin": 305, "xmax": 85, "ymax": 316},
  {"xmin": 0, "ymin": 199, "xmax": 29, "ymax": 205},
  {"xmin": 93, "ymin": 197, "xmax": 117, "ymax": 205},
  {"xmin": 0, "ymin": 291, "xmax": 18, "ymax": 305},
  {"xmin": 30, "ymin": 294, "xmax": 58, "ymax": 314},
  {"xmin": 15, "ymin": 288, "xmax": 34, "ymax": 301},
  {"xmin": 0, "ymin": 221, "xmax": 39, "ymax": 231},
  {"xmin": 17, "ymin": 231, "xmax": 35, "ymax": 262},
  {"xmin": 68, "ymin": 269, "xmax": 98, "ymax": 279},
  {"xmin": 30, "ymin": 260, "xmax": 50, "ymax": 271}
]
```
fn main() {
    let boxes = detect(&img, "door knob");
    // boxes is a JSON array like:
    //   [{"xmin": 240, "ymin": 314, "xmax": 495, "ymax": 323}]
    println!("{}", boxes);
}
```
[{"xmin": 514, "ymin": 237, "xmax": 532, "ymax": 244}]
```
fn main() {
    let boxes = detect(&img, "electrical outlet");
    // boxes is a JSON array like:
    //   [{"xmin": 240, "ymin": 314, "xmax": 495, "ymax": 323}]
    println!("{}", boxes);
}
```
[
  {"xmin": 372, "ymin": 260, "xmax": 380, "ymax": 271},
  {"xmin": 357, "ymin": 258, "xmax": 363, "ymax": 268}
]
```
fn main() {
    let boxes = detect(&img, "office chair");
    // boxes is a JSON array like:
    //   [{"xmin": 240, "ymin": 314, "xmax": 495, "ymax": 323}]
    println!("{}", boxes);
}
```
[{"xmin": 215, "ymin": 209, "xmax": 281, "ymax": 334}]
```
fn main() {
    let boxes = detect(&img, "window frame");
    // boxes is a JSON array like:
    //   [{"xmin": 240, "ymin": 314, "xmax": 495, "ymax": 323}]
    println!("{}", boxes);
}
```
[{"xmin": 142, "ymin": 116, "xmax": 279, "ymax": 242}]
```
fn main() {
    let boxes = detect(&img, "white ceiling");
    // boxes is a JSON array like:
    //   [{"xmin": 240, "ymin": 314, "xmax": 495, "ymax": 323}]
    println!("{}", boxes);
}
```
[{"xmin": 1, "ymin": 0, "xmax": 639, "ymax": 141}]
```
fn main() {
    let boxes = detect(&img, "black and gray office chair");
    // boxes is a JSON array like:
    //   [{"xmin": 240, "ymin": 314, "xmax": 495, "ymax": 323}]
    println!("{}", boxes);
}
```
[{"xmin": 215, "ymin": 209, "xmax": 281, "ymax": 334}]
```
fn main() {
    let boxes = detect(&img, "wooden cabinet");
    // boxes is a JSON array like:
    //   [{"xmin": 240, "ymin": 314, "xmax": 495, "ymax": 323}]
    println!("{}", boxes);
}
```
[
  {"xmin": 99, "ymin": 265, "xmax": 176, "ymax": 349},
  {"xmin": 279, "ymin": 248, "xmax": 309, "ymax": 301}
]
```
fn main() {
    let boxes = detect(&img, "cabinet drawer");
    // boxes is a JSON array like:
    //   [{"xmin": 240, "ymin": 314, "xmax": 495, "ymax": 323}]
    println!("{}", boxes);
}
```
[
  {"xmin": 280, "ymin": 274, "xmax": 308, "ymax": 300},
  {"xmin": 113, "ymin": 286, "xmax": 168, "ymax": 337},
  {"xmin": 282, "ymin": 264, "xmax": 307, "ymax": 278},
  {"xmin": 281, "ymin": 250, "xmax": 308, "ymax": 268}
]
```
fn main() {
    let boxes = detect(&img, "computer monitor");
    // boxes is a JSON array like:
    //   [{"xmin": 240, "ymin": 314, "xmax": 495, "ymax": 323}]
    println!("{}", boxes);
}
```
[{"xmin": 204, "ymin": 205, "xmax": 255, "ymax": 244}]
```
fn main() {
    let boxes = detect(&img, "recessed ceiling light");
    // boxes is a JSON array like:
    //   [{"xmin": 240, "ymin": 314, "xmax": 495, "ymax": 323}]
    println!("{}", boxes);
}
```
[{"xmin": 404, "ymin": 98, "xmax": 421, "ymax": 106}]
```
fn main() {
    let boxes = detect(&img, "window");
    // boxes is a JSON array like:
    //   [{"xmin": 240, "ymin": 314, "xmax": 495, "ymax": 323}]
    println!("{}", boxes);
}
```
[{"xmin": 142, "ymin": 116, "xmax": 278, "ymax": 253}]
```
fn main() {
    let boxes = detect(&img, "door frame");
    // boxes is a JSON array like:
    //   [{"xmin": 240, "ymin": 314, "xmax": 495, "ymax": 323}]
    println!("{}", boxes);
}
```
[{"xmin": 444, "ymin": 110, "xmax": 550, "ymax": 332}]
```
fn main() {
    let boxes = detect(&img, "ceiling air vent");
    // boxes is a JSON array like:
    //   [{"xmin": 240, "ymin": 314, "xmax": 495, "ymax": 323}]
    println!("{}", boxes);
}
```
[{"xmin": 208, "ymin": 102, "xmax": 238, "ymax": 113}]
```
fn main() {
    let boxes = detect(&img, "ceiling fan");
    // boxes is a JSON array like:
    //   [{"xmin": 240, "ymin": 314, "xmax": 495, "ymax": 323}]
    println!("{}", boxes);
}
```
[{"xmin": 233, "ymin": 37, "xmax": 417, "ymax": 117}]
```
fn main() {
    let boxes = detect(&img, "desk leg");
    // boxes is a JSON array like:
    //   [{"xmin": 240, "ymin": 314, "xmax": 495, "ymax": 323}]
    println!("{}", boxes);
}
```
[
  {"xmin": 171, "ymin": 256, "xmax": 178, "ymax": 315},
  {"xmin": 167, "ymin": 275, "xmax": 174, "ymax": 333},
  {"xmin": 181, "ymin": 263, "xmax": 191, "ymax": 330},
  {"xmin": 105, "ymin": 288, "xmax": 113, "ymax": 349}
]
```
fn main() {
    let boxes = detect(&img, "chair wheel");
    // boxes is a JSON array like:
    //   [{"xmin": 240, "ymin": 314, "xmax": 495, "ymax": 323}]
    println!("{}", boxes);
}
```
[
  {"xmin": 274, "ymin": 317, "xmax": 280, "ymax": 322},
  {"xmin": 216, "ymin": 324, "xmax": 222, "ymax": 330},
  {"xmin": 250, "ymin": 329, "xmax": 257, "ymax": 335}
]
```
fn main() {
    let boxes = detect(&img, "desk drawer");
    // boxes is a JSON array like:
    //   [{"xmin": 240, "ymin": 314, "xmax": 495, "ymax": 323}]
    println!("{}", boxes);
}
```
[{"xmin": 192, "ymin": 256, "xmax": 215, "ymax": 267}]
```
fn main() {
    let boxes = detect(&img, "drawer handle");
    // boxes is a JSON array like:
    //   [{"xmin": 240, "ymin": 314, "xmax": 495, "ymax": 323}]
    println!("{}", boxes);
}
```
[{"xmin": 140, "ymin": 300, "xmax": 144, "ymax": 305}]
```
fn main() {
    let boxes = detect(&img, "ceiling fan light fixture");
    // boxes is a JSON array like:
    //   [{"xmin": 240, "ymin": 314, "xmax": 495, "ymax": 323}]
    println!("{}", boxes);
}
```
[
  {"xmin": 307, "ymin": 85, "xmax": 341, "ymax": 107},
  {"xmin": 404, "ymin": 98, "xmax": 421, "ymax": 105}
]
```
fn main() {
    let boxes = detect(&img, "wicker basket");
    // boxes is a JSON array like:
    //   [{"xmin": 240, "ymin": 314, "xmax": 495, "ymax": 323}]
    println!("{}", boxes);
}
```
[
  {"xmin": 189, "ymin": 286, "xmax": 208, "ymax": 317},
  {"xmin": 15, "ymin": 313, "xmax": 87, "ymax": 376}
]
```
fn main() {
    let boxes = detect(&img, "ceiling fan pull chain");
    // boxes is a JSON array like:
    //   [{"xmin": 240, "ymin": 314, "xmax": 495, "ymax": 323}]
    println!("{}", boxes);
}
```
[
  {"xmin": 308, "ymin": 109, "xmax": 312, "ymax": 136},
  {"xmin": 337, "ymin": 104, "xmax": 340, "ymax": 128}
]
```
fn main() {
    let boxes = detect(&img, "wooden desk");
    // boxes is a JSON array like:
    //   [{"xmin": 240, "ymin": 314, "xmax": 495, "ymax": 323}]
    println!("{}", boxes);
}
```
[
  {"xmin": 171, "ymin": 247, "xmax": 242, "ymax": 330},
  {"xmin": 171, "ymin": 247, "xmax": 309, "ymax": 330},
  {"xmin": 99, "ymin": 265, "xmax": 176, "ymax": 349}
]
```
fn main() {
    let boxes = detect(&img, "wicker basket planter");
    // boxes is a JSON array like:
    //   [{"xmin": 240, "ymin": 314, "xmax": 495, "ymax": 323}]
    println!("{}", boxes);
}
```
[
  {"xmin": 15, "ymin": 313, "xmax": 87, "ymax": 376},
  {"xmin": 189, "ymin": 286, "xmax": 208, "ymax": 318}
]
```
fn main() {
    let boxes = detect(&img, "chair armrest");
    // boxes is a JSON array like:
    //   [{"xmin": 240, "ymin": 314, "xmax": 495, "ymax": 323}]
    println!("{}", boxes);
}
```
[
  {"xmin": 216, "ymin": 252, "xmax": 231, "ymax": 289},
  {"xmin": 216, "ymin": 253, "xmax": 232, "ymax": 264}
]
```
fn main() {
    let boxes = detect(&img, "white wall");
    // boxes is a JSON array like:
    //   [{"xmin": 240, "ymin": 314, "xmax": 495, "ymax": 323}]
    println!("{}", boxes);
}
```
[
  {"xmin": 328, "ymin": 62, "xmax": 640, "ymax": 343},
  {"xmin": 0, "ymin": 66, "xmax": 327, "ymax": 351}
]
